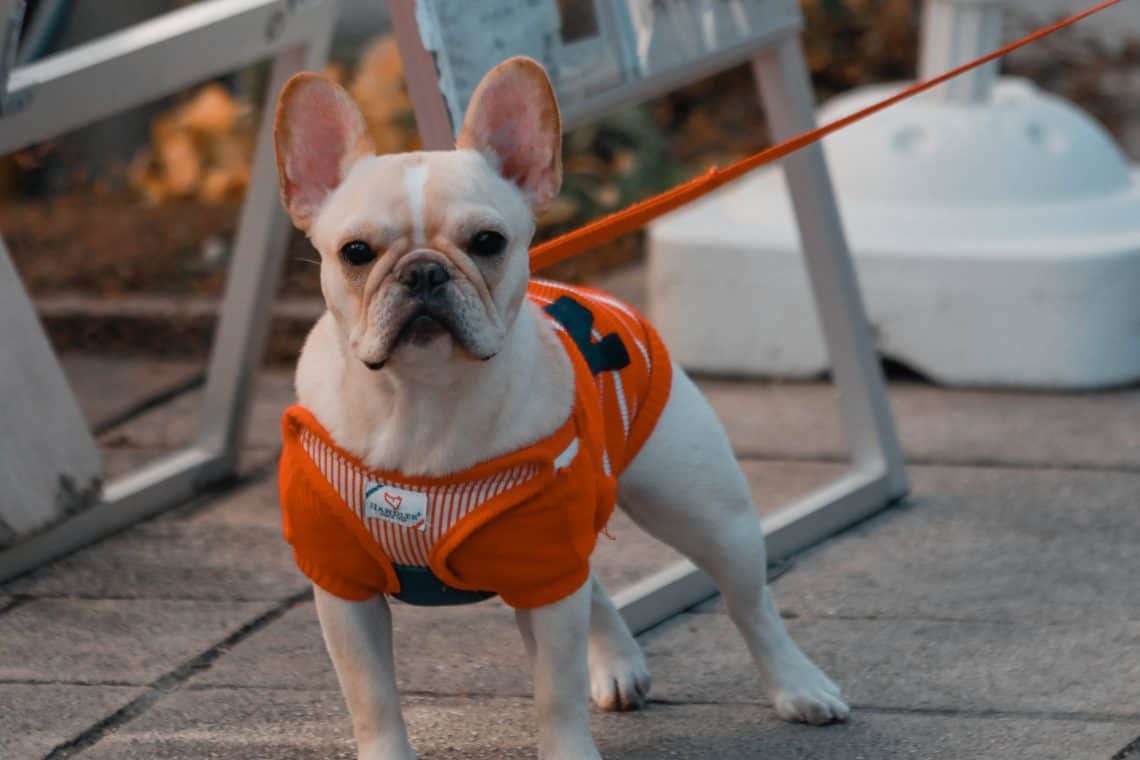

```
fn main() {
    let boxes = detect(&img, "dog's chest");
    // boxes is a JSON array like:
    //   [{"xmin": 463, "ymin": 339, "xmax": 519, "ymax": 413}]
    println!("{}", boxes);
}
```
[{"xmin": 299, "ymin": 425, "xmax": 548, "ymax": 565}]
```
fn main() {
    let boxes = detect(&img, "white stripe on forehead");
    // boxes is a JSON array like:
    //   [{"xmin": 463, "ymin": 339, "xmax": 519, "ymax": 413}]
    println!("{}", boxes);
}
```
[{"xmin": 403, "ymin": 164, "xmax": 430, "ymax": 245}]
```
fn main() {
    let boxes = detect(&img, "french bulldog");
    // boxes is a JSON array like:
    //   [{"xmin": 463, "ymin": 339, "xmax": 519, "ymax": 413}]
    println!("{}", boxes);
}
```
[{"xmin": 273, "ymin": 56, "xmax": 848, "ymax": 760}]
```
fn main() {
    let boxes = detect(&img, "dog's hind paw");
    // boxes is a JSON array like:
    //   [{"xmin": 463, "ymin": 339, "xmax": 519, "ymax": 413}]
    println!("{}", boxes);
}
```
[
  {"xmin": 773, "ymin": 685, "xmax": 849, "ymax": 725},
  {"xmin": 768, "ymin": 655, "xmax": 849, "ymax": 725}
]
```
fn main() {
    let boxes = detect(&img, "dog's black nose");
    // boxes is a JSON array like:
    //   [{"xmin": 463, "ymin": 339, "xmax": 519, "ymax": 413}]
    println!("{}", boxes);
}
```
[{"xmin": 399, "ymin": 260, "xmax": 450, "ymax": 296}]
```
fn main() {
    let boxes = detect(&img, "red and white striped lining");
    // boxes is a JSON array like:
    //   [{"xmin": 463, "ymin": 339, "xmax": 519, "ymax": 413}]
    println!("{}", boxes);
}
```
[{"xmin": 299, "ymin": 428, "xmax": 542, "ymax": 567}]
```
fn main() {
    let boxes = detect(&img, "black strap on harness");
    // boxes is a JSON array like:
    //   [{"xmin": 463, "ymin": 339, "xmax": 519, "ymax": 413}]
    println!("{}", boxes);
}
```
[
  {"xmin": 390, "ymin": 565, "xmax": 497, "ymax": 606},
  {"xmin": 543, "ymin": 296, "xmax": 631, "ymax": 375}
]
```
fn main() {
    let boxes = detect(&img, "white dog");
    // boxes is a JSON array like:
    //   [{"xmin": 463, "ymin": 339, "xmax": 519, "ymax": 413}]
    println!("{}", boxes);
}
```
[{"xmin": 273, "ymin": 57, "xmax": 848, "ymax": 760}]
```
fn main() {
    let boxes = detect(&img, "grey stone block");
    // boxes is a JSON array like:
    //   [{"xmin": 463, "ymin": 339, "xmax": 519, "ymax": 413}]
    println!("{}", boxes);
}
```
[
  {"xmin": 79, "ymin": 687, "xmax": 1138, "ymax": 759},
  {"xmin": 764, "ymin": 465, "xmax": 1140, "ymax": 624},
  {"xmin": 643, "ymin": 612, "xmax": 1140, "ymax": 717},
  {"xmin": 192, "ymin": 600, "xmax": 534, "ymax": 697},
  {"xmin": 0, "ymin": 683, "xmax": 143, "ymax": 759},
  {"xmin": 59, "ymin": 355, "xmax": 201, "ymax": 431},
  {"xmin": 589, "ymin": 705, "xmax": 1139, "ymax": 760},
  {"xmin": 99, "ymin": 370, "xmax": 292, "ymax": 455},
  {"xmin": 698, "ymin": 378, "xmax": 1140, "ymax": 469},
  {"xmin": 5, "ymin": 516, "xmax": 306, "ymax": 601},
  {"xmin": 95, "ymin": 368, "xmax": 291, "ymax": 481},
  {"xmin": 176, "ymin": 477, "xmax": 285, "ymax": 530},
  {"xmin": 80, "ymin": 687, "xmax": 355, "ymax": 760},
  {"xmin": 0, "ymin": 598, "xmax": 273, "ymax": 684}
]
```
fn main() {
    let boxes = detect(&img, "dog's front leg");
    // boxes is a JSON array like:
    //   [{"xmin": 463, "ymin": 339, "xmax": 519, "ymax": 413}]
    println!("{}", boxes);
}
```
[
  {"xmin": 515, "ymin": 580, "xmax": 601, "ymax": 760},
  {"xmin": 313, "ymin": 585, "xmax": 415, "ymax": 760}
]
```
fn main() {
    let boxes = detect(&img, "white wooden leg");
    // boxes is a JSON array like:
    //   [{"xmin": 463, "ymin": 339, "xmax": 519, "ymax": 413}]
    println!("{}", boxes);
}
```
[{"xmin": 751, "ymin": 37, "xmax": 906, "ymax": 494}]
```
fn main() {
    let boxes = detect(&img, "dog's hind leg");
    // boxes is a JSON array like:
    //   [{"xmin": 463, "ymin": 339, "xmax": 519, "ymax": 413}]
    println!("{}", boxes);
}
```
[{"xmin": 614, "ymin": 367, "xmax": 849, "ymax": 725}]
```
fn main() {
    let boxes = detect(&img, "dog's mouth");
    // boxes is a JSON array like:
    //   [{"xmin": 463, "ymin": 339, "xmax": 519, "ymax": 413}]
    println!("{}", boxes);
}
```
[
  {"xmin": 396, "ymin": 310, "xmax": 449, "ymax": 347},
  {"xmin": 363, "ymin": 308, "xmax": 453, "ymax": 371}
]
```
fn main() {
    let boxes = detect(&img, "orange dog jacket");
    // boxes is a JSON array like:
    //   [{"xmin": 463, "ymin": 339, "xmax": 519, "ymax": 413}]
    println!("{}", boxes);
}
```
[{"xmin": 278, "ymin": 279, "xmax": 673, "ymax": 609}]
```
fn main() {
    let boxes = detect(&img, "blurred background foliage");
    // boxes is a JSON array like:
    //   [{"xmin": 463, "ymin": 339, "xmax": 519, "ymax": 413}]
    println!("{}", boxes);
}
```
[
  {"xmin": 2, "ymin": 0, "xmax": 926, "ymax": 294},
  {"xmin": 1, "ymin": 0, "xmax": 1137, "ymax": 357}
]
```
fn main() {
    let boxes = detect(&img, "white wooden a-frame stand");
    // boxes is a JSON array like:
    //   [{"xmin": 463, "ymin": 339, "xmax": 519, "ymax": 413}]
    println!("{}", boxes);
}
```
[
  {"xmin": 390, "ymin": 0, "xmax": 908, "ymax": 634},
  {"xmin": 0, "ymin": 0, "xmax": 338, "ymax": 580}
]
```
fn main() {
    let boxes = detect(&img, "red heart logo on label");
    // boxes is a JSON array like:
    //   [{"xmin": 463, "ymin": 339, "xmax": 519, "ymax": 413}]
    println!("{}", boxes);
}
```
[{"xmin": 383, "ymin": 492, "xmax": 403, "ymax": 510}]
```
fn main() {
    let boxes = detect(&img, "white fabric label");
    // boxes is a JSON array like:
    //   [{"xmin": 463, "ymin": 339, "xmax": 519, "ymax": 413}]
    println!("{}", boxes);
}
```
[{"xmin": 363, "ymin": 482, "xmax": 429, "ymax": 531}]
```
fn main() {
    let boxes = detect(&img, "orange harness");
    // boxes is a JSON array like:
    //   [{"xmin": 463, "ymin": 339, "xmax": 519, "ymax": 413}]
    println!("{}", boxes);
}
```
[{"xmin": 278, "ymin": 280, "xmax": 672, "ymax": 608}]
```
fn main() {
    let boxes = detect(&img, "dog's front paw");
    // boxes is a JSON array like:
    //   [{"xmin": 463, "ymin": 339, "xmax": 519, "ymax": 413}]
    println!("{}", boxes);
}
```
[
  {"xmin": 358, "ymin": 738, "xmax": 417, "ymax": 760},
  {"xmin": 540, "ymin": 736, "xmax": 603, "ymax": 760},
  {"xmin": 766, "ymin": 651, "xmax": 849, "ymax": 725},
  {"xmin": 588, "ymin": 639, "xmax": 651, "ymax": 712}
]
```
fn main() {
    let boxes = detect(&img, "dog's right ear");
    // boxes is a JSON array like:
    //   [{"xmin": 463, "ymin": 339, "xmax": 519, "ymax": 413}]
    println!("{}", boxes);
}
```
[{"xmin": 274, "ymin": 73, "xmax": 373, "ymax": 232}]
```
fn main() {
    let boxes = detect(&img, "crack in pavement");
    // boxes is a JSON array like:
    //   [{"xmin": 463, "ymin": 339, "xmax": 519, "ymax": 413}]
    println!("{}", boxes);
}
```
[
  {"xmin": 90, "ymin": 682, "xmax": 1137, "ymax": 728},
  {"xmin": 0, "ymin": 596, "xmax": 31, "ymax": 617},
  {"xmin": 679, "ymin": 607, "xmax": 1140, "ymax": 627},
  {"xmin": 646, "ymin": 697, "xmax": 1140, "ymax": 724},
  {"xmin": 0, "ymin": 678, "xmax": 142, "ymax": 688},
  {"xmin": 4, "ymin": 592, "xmax": 307, "ymax": 603},
  {"xmin": 42, "ymin": 590, "xmax": 311, "ymax": 759},
  {"xmin": 1112, "ymin": 733, "xmax": 1140, "ymax": 759},
  {"xmin": 735, "ymin": 450, "xmax": 1140, "ymax": 476},
  {"xmin": 182, "ymin": 683, "xmax": 536, "ymax": 699}
]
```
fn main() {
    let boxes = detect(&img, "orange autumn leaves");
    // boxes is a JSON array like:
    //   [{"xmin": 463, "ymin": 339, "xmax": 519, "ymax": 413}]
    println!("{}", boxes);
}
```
[
  {"xmin": 130, "ymin": 38, "xmax": 420, "ymax": 205},
  {"xmin": 129, "ymin": 82, "xmax": 255, "ymax": 205}
]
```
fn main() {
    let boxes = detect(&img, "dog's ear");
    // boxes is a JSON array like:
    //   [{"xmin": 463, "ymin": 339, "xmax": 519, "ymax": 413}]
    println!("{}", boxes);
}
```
[
  {"xmin": 457, "ymin": 57, "xmax": 562, "ymax": 214},
  {"xmin": 274, "ymin": 73, "xmax": 373, "ymax": 231}
]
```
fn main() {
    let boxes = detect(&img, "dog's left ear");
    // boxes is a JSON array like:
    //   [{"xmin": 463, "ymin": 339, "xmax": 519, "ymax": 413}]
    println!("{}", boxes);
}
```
[{"xmin": 457, "ymin": 57, "xmax": 562, "ymax": 214}]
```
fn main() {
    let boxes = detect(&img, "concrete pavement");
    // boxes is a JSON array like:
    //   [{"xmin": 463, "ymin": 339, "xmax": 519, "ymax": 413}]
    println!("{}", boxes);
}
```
[{"xmin": 2, "ymin": 340, "xmax": 1139, "ymax": 757}]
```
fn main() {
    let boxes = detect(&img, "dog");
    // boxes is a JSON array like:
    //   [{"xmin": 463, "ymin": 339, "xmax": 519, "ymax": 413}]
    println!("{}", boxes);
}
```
[{"xmin": 273, "ymin": 56, "xmax": 848, "ymax": 760}]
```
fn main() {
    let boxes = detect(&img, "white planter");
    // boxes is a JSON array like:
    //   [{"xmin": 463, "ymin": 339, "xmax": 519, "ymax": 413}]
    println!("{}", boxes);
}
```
[{"xmin": 648, "ymin": 78, "xmax": 1140, "ymax": 388}]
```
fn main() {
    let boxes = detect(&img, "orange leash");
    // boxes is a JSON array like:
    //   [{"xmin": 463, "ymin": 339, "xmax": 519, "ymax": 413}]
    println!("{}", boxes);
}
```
[{"xmin": 529, "ymin": 0, "xmax": 1124, "ymax": 273}]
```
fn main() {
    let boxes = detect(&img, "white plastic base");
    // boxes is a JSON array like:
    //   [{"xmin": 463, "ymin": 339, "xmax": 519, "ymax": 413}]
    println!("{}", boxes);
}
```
[{"xmin": 649, "ymin": 79, "xmax": 1140, "ymax": 389}]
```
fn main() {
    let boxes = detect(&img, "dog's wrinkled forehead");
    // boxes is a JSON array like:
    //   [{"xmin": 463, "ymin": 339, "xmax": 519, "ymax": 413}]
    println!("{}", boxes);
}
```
[{"xmin": 309, "ymin": 150, "xmax": 532, "ymax": 253}]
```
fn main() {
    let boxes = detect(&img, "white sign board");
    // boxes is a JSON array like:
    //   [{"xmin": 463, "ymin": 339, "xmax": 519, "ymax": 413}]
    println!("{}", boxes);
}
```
[{"xmin": 413, "ymin": 0, "xmax": 802, "ymax": 131}]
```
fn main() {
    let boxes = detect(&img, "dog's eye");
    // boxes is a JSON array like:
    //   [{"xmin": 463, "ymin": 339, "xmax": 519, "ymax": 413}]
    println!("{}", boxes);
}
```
[
  {"xmin": 340, "ymin": 240, "xmax": 376, "ymax": 267},
  {"xmin": 467, "ymin": 230, "xmax": 506, "ymax": 257}
]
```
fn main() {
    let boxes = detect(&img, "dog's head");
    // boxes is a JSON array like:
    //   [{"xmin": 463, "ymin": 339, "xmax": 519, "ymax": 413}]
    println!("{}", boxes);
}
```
[{"xmin": 274, "ymin": 57, "xmax": 561, "ymax": 372}]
